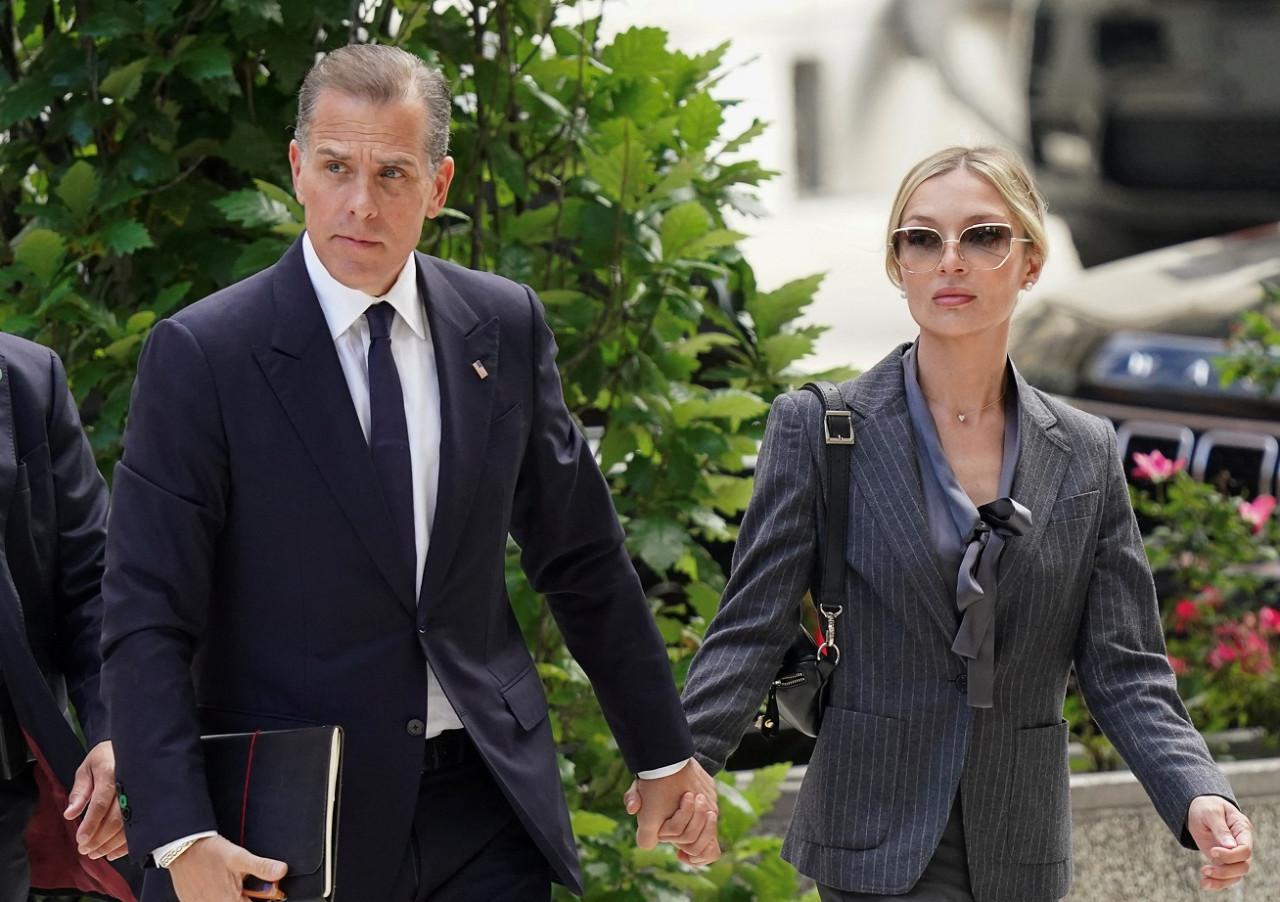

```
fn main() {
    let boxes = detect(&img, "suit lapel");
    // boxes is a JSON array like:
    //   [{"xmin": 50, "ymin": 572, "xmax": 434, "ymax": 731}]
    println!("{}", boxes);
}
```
[
  {"xmin": 417, "ymin": 254, "xmax": 499, "ymax": 607},
  {"xmin": 997, "ymin": 374, "xmax": 1072, "ymax": 594},
  {"xmin": 845, "ymin": 351, "xmax": 958, "ymax": 640},
  {"xmin": 252, "ymin": 241, "xmax": 416, "ymax": 611}
]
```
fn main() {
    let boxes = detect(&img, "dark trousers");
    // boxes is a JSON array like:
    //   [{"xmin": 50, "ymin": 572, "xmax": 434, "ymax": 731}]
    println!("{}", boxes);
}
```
[
  {"xmin": 818, "ymin": 796, "xmax": 974, "ymax": 902},
  {"xmin": 0, "ymin": 767, "xmax": 37, "ymax": 902},
  {"xmin": 390, "ymin": 731, "xmax": 551, "ymax": 902}
]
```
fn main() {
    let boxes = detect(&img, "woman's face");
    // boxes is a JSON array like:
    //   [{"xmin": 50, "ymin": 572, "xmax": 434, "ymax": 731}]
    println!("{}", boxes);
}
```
[{"xmin": 895, "ymin": 168, "xmax": 1041, "ymax": 343}]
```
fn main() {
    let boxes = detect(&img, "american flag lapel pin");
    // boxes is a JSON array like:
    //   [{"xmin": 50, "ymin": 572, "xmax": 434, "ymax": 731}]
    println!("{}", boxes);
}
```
[{"xmin": 472, "ymin": 359, "xmax": 489, "ymax": 380}]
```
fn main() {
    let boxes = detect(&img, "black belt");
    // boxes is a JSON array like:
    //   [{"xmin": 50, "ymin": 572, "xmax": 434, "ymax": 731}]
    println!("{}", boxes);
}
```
[{"xmin": 423, "ymin": 729, "xmax": 472, "ymax": 773}]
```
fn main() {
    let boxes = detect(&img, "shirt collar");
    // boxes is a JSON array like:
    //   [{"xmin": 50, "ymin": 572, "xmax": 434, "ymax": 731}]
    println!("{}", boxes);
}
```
[{"xmin": 302, "ymin": 232, "xmax": 426, "ymax": 341}]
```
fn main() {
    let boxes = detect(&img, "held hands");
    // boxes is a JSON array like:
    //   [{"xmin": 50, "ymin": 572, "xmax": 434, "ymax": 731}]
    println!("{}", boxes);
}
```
[
  {"xmin": 623, "ymin": 759, "xmax": 721, "ymax": 866},
  {"xmin": 64, "ymin": 740, "xmax": 128, "ymax": 861},
  {"xmin": 169, "ymin": 835, "xmax": 287, "ymax": 902},
  {"xmin": 1186, "ymin": 795, "xmax": 1253, "ymax": 891}
]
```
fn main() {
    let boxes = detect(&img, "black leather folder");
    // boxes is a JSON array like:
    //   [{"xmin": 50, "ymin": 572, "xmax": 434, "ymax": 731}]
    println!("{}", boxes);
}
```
[{"xmin": 151, "ymin": 725, "xmax": 343, "ymax": 901}]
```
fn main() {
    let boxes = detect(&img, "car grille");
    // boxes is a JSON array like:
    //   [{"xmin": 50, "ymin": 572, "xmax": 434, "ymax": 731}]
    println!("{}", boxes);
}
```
[{"xmin": 1056, "ymin": 398, "xmax": 1280, "ymax": 499}]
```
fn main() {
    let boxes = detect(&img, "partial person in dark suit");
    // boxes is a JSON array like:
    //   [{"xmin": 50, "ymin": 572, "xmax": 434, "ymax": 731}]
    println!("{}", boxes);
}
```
[
  {"xmin": 0, "ymin": 332, "xmax": 134, "ymax": 901},
  {"xmin": 653, "ymin": 145, "xmax": 1253, "ymax": 901},
  {"xmin": 100, "ymin": 42, "xmax": 718, "ymax": 902}
]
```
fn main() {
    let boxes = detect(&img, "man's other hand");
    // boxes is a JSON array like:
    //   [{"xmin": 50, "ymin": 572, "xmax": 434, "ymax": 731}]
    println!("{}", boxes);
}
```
[
  {"xmin": 624, "ymin": 758, "xmax": 721, "ymax": 866},
  {"xmin": 170, "ymin": 835, "xmax": 287, "ymax": 902},
  {"xmin": 64, "ymin": 740, "xmax": 128, "ymax": 861}
]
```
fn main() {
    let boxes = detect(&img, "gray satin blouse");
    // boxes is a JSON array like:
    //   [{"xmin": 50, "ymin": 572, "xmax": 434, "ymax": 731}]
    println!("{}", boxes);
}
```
[{"xmin": 901, "ymin": 343, "xmax": 1032, "ymax": 708}]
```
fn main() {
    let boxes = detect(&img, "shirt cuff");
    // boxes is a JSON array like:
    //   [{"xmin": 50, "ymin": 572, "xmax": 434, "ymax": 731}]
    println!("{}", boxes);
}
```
[
  {"xmin": 636, "ymin": 757, "xmax": 692, "ymax": 780},
  {"xmin": 153, "ymin": 831, "xmax": 218, "ymax": 868}
]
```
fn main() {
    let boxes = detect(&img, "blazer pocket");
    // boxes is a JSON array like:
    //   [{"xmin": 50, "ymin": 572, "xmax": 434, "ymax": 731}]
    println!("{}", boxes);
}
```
[
  {"xmin": 1007, "ymin": 719, "xmax": 1072, "ymax": 864},
  {"xmin": 1049, "ymin": 490, "xmax": 1099, "ymax": 523},
  {"xmin": 802, "ymin": 706, "xmax": 902, "ymax": 850},
  {"xmin": 500, "ymin": 665, "xmax": 548, "ymax": 731}
]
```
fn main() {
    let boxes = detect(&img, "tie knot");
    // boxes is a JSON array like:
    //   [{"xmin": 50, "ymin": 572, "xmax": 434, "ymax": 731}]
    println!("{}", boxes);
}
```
[{"xmin": 366, "ymin": 303, "xmax": 395, "ymax": 340}]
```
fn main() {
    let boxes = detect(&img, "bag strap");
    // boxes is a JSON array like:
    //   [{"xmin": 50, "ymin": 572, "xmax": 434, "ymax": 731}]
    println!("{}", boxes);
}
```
[{"xmin": 801, "ymin": 381, "xmax": 853, "ymax": 659}]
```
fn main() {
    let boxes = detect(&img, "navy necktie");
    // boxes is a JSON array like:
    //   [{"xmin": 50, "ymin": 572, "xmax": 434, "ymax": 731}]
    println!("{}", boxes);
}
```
[{"xmin": 365, "ymin": 303, "xmax": 416, "ymax": 578}]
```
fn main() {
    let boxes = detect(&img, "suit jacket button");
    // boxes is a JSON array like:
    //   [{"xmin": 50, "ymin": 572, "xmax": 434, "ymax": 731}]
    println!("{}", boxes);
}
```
[
  {"xmin": 406, "ymin": 718, "xmax": 426, "ymax": 736},
  {"xmin": 955, "ymin": 673, "xmax": 968, "ymax": 693}
]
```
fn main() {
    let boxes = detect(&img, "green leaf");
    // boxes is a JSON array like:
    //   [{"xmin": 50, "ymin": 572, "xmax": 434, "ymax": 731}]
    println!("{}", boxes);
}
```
[
  {"xmin": 602, "ymin": 27, "xmax": 671, "ymax": 74},
  {"xmin": 571, "ymin": 809, "xmax": 620, "ymax": 839},
  {"xmin": 214, "ymin": 189, "xmax": 294, "ymax": 228},
  {"xmin": 628, "ymin": 516, "xmax": 689, "ymax": 573},
  {"xmin": 721, "ymin": 118, "xmax": 768, "ymax": 155},
  {"xmin": 672, "ymin": 389, "xmax": 769, "ymax": 426},
  {"xmin": 99, "ymin": 58, "xmax": 149, "ymax": 101},
  {"xmin": 12, "ymin": 229, "xmax": 68, "ymax": 283},
  {"xmin": 55, "ymin": 161, "xmax": 100, "ymax": 224},
  {"xmin": 125, "ymin": 311, "xmax": 156, "ymax": 334},
  {"xmin": 585, "ymin": 137, "xmax": 653, "ymax": 208},
  {"xmin": 101, "ymin": 219, "xmax": 154, "ymax": 256},
  {"xmin": 176, "ymin": 37, "xmax": 234, "ymax": 82},
  {"xmin": 679, "ymin": 92, "xmax": 723, "ymax": 154},
  {"xmin": 762, "ymin": 332, "xmax": 816, "ymax": 373},
  {"xmin": 660, "ymin": 201, "xmax": 711, "ymax": 262},
  {"xmin": 707, "ymin": 474, "xmax": 754, "ymax": 517},
  {"xmin": 748, "ymin": 273, "xmax": 824, "ymax": 338},
  {"xmin": 684, "ymin": 229, "xmax": 747, "ymax": 260},
  {"xmin": 0, "ymin": 75, "xmax": 56, "ymax": 129}
]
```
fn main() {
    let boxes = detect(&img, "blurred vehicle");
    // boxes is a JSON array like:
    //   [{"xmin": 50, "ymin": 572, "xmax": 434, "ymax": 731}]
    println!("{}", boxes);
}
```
[
  {"xmin": 1028, "ymin": 0, "xmax": 1280, "ymax": 266},
  {"xmin": 1011, "ymin": 222, "xmax": 1280, "ymax": 498}
]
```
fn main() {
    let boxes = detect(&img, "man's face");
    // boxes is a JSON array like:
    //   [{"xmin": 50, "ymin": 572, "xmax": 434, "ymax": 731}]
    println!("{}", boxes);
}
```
[{"xmin": 289, "ymin": 90, "xmax": 454, "ymax": 296}]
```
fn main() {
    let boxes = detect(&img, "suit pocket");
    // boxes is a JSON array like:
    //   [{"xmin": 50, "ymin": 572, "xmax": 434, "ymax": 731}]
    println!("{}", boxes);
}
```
[
  {"xmin": 500, "ymin": 665, "xmax": 548, "ymax": 731},
  {"xmin": 1050, "ymin": 490, "xmax": 1099, "ymax": 523},
  {"xmin": 1007, "ymin": 719, "xmax": 1072, "ymax": 864},
  {"xmin": 802, "ymin": 706, "xmax": 902, "ymax": 850}
]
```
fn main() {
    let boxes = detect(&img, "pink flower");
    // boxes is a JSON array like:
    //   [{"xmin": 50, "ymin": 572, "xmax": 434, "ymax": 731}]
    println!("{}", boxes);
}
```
[
  {"xmin": 1168, "ymin": 655, "xmax": 1189, "ymax": 677},
  {"xmin": 1260, "ymin": 606, "xmax": 1280, "ymax": 636},
  {"xmin": 1169, "ymin": 599, "xmax": 1200, "ymax": 633},
  {"xmin": 1209, "ymin": 621, "xmax": 1274, "ymax": 675},
  {"xmin": 1130, "ymin": 450, "xmax": 1185, "ymax": 483},
  {"xmin": 1238, "ymin": 495, "xmax": 1276, "ymax": 534}
]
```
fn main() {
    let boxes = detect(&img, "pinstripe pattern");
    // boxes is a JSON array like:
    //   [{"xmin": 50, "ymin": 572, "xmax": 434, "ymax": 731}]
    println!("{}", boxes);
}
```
[{"xmin": 682, "ymin": 345, "xmax": 1234, "ymax": 902}]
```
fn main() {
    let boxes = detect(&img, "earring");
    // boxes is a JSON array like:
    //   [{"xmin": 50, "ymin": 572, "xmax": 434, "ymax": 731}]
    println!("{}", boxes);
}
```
[
  {"xmin": 1023, "ymin": 281, "xmax": 1034, "ymax": 291},
  {"xmin": 900, "ymin": 289, "xmax": 907, "ymax": 299}
]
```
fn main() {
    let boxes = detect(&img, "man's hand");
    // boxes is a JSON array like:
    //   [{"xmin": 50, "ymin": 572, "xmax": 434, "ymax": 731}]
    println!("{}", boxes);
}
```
[
  {"xmin": 64, "ymin": 740, "xmax": 128, "ymax": 861},
  {"xmin": 623, "ymin": 759, "xmax": 720, "ymax": 866},
  {"xmin": 1187, "ymin": 795, "xmax": 1253, "ymax": 891},
  {"xmin": 169, "ymin": 835, "xmax": 287, "ymax": 902}
]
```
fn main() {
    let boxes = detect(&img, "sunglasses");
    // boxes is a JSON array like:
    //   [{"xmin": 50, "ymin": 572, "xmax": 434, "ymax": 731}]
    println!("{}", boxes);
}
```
[{"xmin": 890, "ymin": 223, "xmax": 1033, "ymax": 274}]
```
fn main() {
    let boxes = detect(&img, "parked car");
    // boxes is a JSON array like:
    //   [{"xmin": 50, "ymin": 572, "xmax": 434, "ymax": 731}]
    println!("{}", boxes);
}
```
[
  {"xmin": 1027, "ymin": 0, "xmax": 1280, "ymax": 266},
  {"xmin": 1011, "ymin": 222, "xmax": 1280, "ymax": 498}
]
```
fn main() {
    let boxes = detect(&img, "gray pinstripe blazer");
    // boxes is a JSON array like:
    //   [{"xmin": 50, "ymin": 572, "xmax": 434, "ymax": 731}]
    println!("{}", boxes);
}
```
[{"xmin": 682, "ymin": 345, "xmax": 1234, "ymax": 901}]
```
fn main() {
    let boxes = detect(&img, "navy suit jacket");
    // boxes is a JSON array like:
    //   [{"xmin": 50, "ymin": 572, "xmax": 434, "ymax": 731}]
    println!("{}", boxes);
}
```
[
  {"xmin": 0, "ymin": 333, "xmax": 138, "ymax": 899},
  {"xmin": 100, "ymin": 239, "xmax": 693, "ymax": 899}
]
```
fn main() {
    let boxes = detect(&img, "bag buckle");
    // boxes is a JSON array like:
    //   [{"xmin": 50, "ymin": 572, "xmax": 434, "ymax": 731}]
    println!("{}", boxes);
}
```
[
  {"xmin": 823, "ymin": 411, "xmax": 855, "ymax": 445},
  {"xmin": 817, "ymin": 603, "xmax": 843, "ymax": 665}
]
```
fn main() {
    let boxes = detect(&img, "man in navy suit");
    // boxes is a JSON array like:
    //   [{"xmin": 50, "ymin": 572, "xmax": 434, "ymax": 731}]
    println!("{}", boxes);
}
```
[
  {"xmin": 100, "ymin": 43, "xmax": 718, "ymax": 901},
  {"xmin": 0, "ymin": 333, "xmax": 133, "ymax": 901}
]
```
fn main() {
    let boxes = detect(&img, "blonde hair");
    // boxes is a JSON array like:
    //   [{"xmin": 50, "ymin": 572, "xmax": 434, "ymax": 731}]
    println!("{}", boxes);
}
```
[
  {"xmin": 296, "ymin": 44, "xmax": 451, "ymax": 168},
  {"xmin": 884, "ymin": 145, "xmax": 1047, "ymax": 288}
]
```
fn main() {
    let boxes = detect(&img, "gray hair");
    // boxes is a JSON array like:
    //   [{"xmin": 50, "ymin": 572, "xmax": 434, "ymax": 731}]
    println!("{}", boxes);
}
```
[{"xmin": 295, "ymin": 43, "xmax": 451, "ymax": 168}]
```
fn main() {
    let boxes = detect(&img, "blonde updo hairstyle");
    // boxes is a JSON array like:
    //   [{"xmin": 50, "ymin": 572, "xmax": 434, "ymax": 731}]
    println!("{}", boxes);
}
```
[{"xmin": 884, "ymin": 145, "xmax": 1048, "ymax": 289}]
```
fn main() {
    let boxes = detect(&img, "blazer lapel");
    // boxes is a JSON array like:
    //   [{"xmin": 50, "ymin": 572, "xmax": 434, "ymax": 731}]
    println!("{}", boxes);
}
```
[
  {"xmin": 416, "ymin": 254, "xmax": 499, "ymax": 607},
  {"xmin": 997, "ymin": 374, "xmax": 1072, "ymax": 593},
  {"xmin": 252, "ymin": 241, "xmax": 416, "ymax": 611},
  {"xmin": 845, "ymin": 350, "xmax": 958, "ymax": 641}
]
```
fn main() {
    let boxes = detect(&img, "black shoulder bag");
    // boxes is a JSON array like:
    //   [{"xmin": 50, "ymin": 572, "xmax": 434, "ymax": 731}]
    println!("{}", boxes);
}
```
[{"xmin": 756, "ymin": 381, "xmax": 853, "ymax": 739}]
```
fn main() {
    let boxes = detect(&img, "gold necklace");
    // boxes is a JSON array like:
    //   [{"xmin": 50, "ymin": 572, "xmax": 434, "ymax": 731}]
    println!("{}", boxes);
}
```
[{"xmin": 920, "ymin": 386, "xmax": 1007, "ymax": 423}]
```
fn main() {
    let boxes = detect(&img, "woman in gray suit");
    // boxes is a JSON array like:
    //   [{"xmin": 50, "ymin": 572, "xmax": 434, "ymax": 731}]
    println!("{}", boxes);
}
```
[{"xmin": 660, "ymin": 146, "xmax": 1254, "ymax": 901}]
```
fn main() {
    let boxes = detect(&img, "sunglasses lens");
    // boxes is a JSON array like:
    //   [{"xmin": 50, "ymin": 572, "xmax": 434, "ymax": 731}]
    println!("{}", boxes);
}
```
[
  {"xmin": 894, "ymin": 229, "xmax": 942, "ymax": 273},
  {"xmin": 959, "ymin": 225, "xmax": 1013, "ymax": 268}
]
